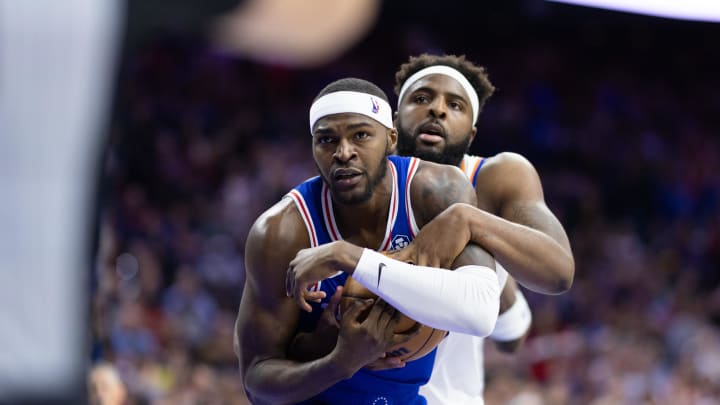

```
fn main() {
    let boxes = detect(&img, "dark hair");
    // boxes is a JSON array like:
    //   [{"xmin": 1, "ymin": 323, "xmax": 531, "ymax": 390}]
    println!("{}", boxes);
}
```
[
  {"xmin": 394, "ymin": 54, "xmax": 495, "ymax": 115},
  {"xmin": 314, "ymin": 77, "xmax": 389, "ymax": 103}
]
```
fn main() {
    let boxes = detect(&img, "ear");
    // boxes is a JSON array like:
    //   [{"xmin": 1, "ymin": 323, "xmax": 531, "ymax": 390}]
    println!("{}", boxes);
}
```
[
  {"xmin": 468, "ymin": 125, "xmax": 477, "ymax": 145},
  {"xmin": 387, "ymin": 128, "xmax": 398, "ymax": 154}
]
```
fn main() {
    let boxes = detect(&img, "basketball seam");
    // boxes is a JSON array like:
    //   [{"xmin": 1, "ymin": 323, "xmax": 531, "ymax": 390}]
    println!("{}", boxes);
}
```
[
  {"xmin": 341, "ymin": 294, "xmax": 375, "ymax": 300},
  {"xmin": 406, "ymin": 326, "xmax": 440, "ymax": 361}
]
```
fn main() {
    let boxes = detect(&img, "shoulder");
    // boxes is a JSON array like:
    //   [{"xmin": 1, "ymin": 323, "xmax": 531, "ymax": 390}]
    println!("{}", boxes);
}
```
[
  {"xmin": 245, "ymin": 197, "xmax": 310, "ymax": 288},
  {"xmin": 475, "ymin": 152, "xmax": 544, "ymax": 211},
  {"xmin": 409, "ymin": 159, "xmax": 477, "ymax": 227},
  {"xmin": 413, "ymin": 159, "xmax": 469, "ymax": 192},
  {"xmin": 480, "ymin": 152, "xmax": 537, "ymax": 174},
  {"xmin": 247, "ymin": 197, "xmax": 307, "ymax": 246}
]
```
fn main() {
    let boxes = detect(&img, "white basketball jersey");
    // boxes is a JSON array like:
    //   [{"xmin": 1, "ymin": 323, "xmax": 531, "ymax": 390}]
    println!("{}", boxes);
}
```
[{"xmin": 420, "ymin": 261, "xmax": 508, "ymax": 405}]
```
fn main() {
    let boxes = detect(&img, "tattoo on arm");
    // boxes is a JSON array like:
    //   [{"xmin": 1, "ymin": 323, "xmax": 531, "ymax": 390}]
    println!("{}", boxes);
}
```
[{"xmin": 418, "ymin": 174, "xmax": 474, "ymax": 223}]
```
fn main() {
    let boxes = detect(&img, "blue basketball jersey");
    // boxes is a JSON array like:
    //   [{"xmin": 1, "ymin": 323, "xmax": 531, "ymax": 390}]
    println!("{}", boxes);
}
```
[{"xmin": 285, "ymin": 155, "xmax": 431, "ymax": 405}]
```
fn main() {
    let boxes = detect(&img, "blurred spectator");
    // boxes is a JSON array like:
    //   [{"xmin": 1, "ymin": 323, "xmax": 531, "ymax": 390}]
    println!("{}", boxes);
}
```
[
  {"xmin": 110, "ymin": 300, "xmax": 159, "ymax": 362},
  {"xmin": 162, "ymin": 266, "xmax": 218, "ymax": 347},
  {"xmin": 88, "ymin": 363, "xmax": 129, "ymax": 405}
]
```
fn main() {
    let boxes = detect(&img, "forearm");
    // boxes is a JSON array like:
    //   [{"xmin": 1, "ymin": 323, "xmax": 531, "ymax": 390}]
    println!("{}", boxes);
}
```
[
  {"xmin": 288, "ymin": 329, "xmax": 337, "ymax": 362},
  {"xmin": 351, "ymin": 249, "xmax": 500, "ymax": 337},
  {"xmin": 244, "ymin": 352, "xmax": 351, "ymax": 404},
  {"xmin": 457, "ymin": 203, "xmax": 574, "ymax": 294}
]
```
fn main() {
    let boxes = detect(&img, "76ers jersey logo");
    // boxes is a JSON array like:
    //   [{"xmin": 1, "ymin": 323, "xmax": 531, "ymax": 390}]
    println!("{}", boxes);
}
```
[{"xmin": 389, "ymin": 235, "xmax": 410, "ymax": 251}]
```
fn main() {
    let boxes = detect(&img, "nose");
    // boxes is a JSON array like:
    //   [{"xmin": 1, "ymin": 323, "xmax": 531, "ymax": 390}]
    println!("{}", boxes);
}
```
[
  {"xmin": 333, "ymin": 138, "xmax": 357, "ymax": 163},
  {"xmin": 428, "ymin": 96, "xmax": 447, "ymax": 119}
]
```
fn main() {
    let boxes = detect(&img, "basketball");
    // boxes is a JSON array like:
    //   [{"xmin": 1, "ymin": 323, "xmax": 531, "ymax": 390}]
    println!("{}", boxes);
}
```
[{"xmin": 340, "ymin": 276, "xmax": 447, "ymax": 362}]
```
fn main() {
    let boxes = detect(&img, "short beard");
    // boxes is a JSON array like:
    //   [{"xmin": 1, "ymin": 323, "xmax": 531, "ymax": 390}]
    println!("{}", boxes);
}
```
[
  {"xmin": 318, "ymin": 155, "xmax": 388, "ymax": 205},
  {"xmin": 396, "ymin": 124, "xmax": 470, "ymax": 167}
]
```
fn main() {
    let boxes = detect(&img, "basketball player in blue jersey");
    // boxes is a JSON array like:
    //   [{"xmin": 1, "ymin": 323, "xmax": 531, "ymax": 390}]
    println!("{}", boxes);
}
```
[
  {"xmin": 237, "ymin": 78, "xmax": 504, "ymax": 405},
  {"xmin": 390, "ymin": 54, "xmax": 575, "ymax": 404}
]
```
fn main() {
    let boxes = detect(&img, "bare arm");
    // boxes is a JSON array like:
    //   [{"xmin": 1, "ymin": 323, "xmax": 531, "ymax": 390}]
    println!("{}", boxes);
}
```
[
  {"xmin": 470, "ymin": 152, "xmax": 574, "ymax": 293},
  {"xmin": 394, "ymin": 153, "xmax": 574, "ymax": 294},
  {"xmin": 238, "ymin": 200, "xmax": 348, "ymax": 404},
  {"xmin": 237, "ymin": 199, "xmax": 405, "ymax": 404}
]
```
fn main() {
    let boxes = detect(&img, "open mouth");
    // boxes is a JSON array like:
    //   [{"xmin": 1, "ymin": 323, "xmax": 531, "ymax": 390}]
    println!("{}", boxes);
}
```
[
  {"xmin": 417, "ymin": 122, "xmax": 445, "ymax": 145},
  {"xmin": 333, "ymin": 169, "xmax": 363, "ymax": 188}
]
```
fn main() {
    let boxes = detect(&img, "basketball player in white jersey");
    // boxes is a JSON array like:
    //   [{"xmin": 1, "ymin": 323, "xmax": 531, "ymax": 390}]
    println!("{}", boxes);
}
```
[{"xmin": 392, "ymin": 54, "xmax": 575, "ymax": 404}]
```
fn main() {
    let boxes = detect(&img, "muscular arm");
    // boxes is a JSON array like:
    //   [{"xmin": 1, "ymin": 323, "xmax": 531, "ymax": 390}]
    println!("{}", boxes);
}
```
[
  {"xmin": 469, "ymin": 152, "xmax": 574, "ymax": 294},
  {"xmin": 238, "ymin": 199, "xmax": 395, "ymax": 404},
  {"xmin": 392, "ymin": 153, "xmax": 573, "ymax": 294},
  {"xmin": 238, "ymin": 200, "xmax": 347, "ymax": 404}
]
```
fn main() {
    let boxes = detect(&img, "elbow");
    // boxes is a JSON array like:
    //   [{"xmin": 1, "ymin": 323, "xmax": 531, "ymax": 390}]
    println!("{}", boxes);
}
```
[
  {"xmin": 447, "ymin": 297, "xmax": 498, "ymax": 337},
  {"xmin": 547, "ymin": 273, "xmax": 572, "ymax": 295},
  {"xmin": 476, "ymin": 316, "xmax": 498, "ymax": 338},
  {"xmin": 543, "ymin": 256, "xmax": 574, "ymax": 295},
  {"xmin": 556, "ymin": 275, "xmax": 573, "ymax": 294},
  {"xmin": 243, "ymin": 374, "xmax": 283, "ymax": 405},
  {"xmin": 554, "ymin": 258, "xmax": 575, "ymax": 294},
  {"xmin": 463, "ymin": 301, "xmax": 499, "ymax": 338},
  {"xmin": 243, "ymin": 371, "xmax": 261, "ymax": 403},
  {"xmin": 242, "ymin": 364, "xmax": 272, "ymax": 405}
]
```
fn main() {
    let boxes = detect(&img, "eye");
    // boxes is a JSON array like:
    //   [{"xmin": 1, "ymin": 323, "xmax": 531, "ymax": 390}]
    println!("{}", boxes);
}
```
[
  {"xmin": 317, "ymin": 136, "xmax": 335, "ymax": 144},
  {"xmin": 354, "ymin": 131, "xmax": 369, "ymax": 140},
  {"xmin": 449, "ymin": 101, "xmax": 463, "ymax": 110},
  {"xmin": 414, "ymin": 94, "xmax": 429, "ymax": 104}
]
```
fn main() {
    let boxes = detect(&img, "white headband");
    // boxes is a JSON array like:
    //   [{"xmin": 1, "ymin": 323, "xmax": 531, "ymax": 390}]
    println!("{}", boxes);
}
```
[
  {"xmin": 397, "ymin": 65, "xmax": 480, "ymax": 123},
  {"xmin": 309, "ymin": 91, "xmax": 393, "ymax": 134}
]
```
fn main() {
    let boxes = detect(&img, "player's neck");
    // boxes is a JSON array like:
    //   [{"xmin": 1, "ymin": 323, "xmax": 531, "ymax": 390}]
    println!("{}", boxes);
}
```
[{"xmin": 332, "ymin": 170, "xmax": 393, "ymax": 249}]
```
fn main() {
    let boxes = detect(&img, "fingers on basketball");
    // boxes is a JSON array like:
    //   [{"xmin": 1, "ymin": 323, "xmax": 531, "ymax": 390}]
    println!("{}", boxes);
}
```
[
  {"xmin": 368, "ymin": 298, "xmax": 398, "ymax": 329},
  {"xmin": 341, "ymin": 276, "xmax": 446, "ymax": 362},
  {"xmin": 342, "ymin": 298, "xmax": 374, "ymax": 325}
]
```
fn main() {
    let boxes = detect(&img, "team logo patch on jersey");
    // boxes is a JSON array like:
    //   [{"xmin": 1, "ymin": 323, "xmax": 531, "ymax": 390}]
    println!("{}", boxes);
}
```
[
  {"xmin": 389, "ymin": 235, "xmax": 410, "ymax": 251},
  {"xmin": 371, "ymin": 397, "xmax": 389, "ymax": 405},
  {"xmin": 370, "ymin": 96, "xmax": 380, "ymax": 113}
]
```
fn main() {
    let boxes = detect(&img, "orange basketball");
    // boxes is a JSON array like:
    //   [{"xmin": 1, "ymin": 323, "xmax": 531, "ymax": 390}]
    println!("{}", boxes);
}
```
[{"xmin": 340, "ymin": 276, "xmax": 447, "ymax": 362}]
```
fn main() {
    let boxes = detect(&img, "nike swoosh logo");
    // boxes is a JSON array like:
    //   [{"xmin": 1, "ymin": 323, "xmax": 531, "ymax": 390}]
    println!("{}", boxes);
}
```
[{"xmin": 377, "ymin": 262, "xmax": 386, "ymax": 288}]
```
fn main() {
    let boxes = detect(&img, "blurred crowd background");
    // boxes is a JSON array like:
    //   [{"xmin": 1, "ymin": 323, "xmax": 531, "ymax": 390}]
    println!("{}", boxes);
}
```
[{"xmin": 90, "ymin": 1, "xmax": 720, "ymax": 404}]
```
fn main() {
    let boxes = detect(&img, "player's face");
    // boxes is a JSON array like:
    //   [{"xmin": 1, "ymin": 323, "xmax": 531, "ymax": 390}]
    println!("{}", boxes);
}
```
[
  {"xmin": 396, "ymin": 74, "xmax": 477, "ymax": 166},
  {"xmin": 312, "ymin": 113, "xmax": 397, "ymax": 205}
]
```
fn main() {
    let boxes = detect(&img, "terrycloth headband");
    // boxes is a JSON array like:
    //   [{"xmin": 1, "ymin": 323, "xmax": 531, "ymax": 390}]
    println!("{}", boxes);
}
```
[
  {"xmin": 397, "ymin": 65, "xmax": 479, "ymax": 123},
  {"xmin": 309, "ymin": 91, "xmax": 393, "ymax": 134}
]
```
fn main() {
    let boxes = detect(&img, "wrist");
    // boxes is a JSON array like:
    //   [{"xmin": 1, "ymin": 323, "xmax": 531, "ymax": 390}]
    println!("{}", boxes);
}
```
[
  {"xmin": 328, "ymin": 344, "xmax": 361, "ymax": 379},
  {"xmin": 450, "ymin": 203, "xmax": 474, "ymax": 242},
  {"xmin": 460, "ymin": 203, "xmax": 487, "ymax": 243},
  {"xmin": 334, "ymin": 241, "xmax": 364, "ymax": 275}
]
